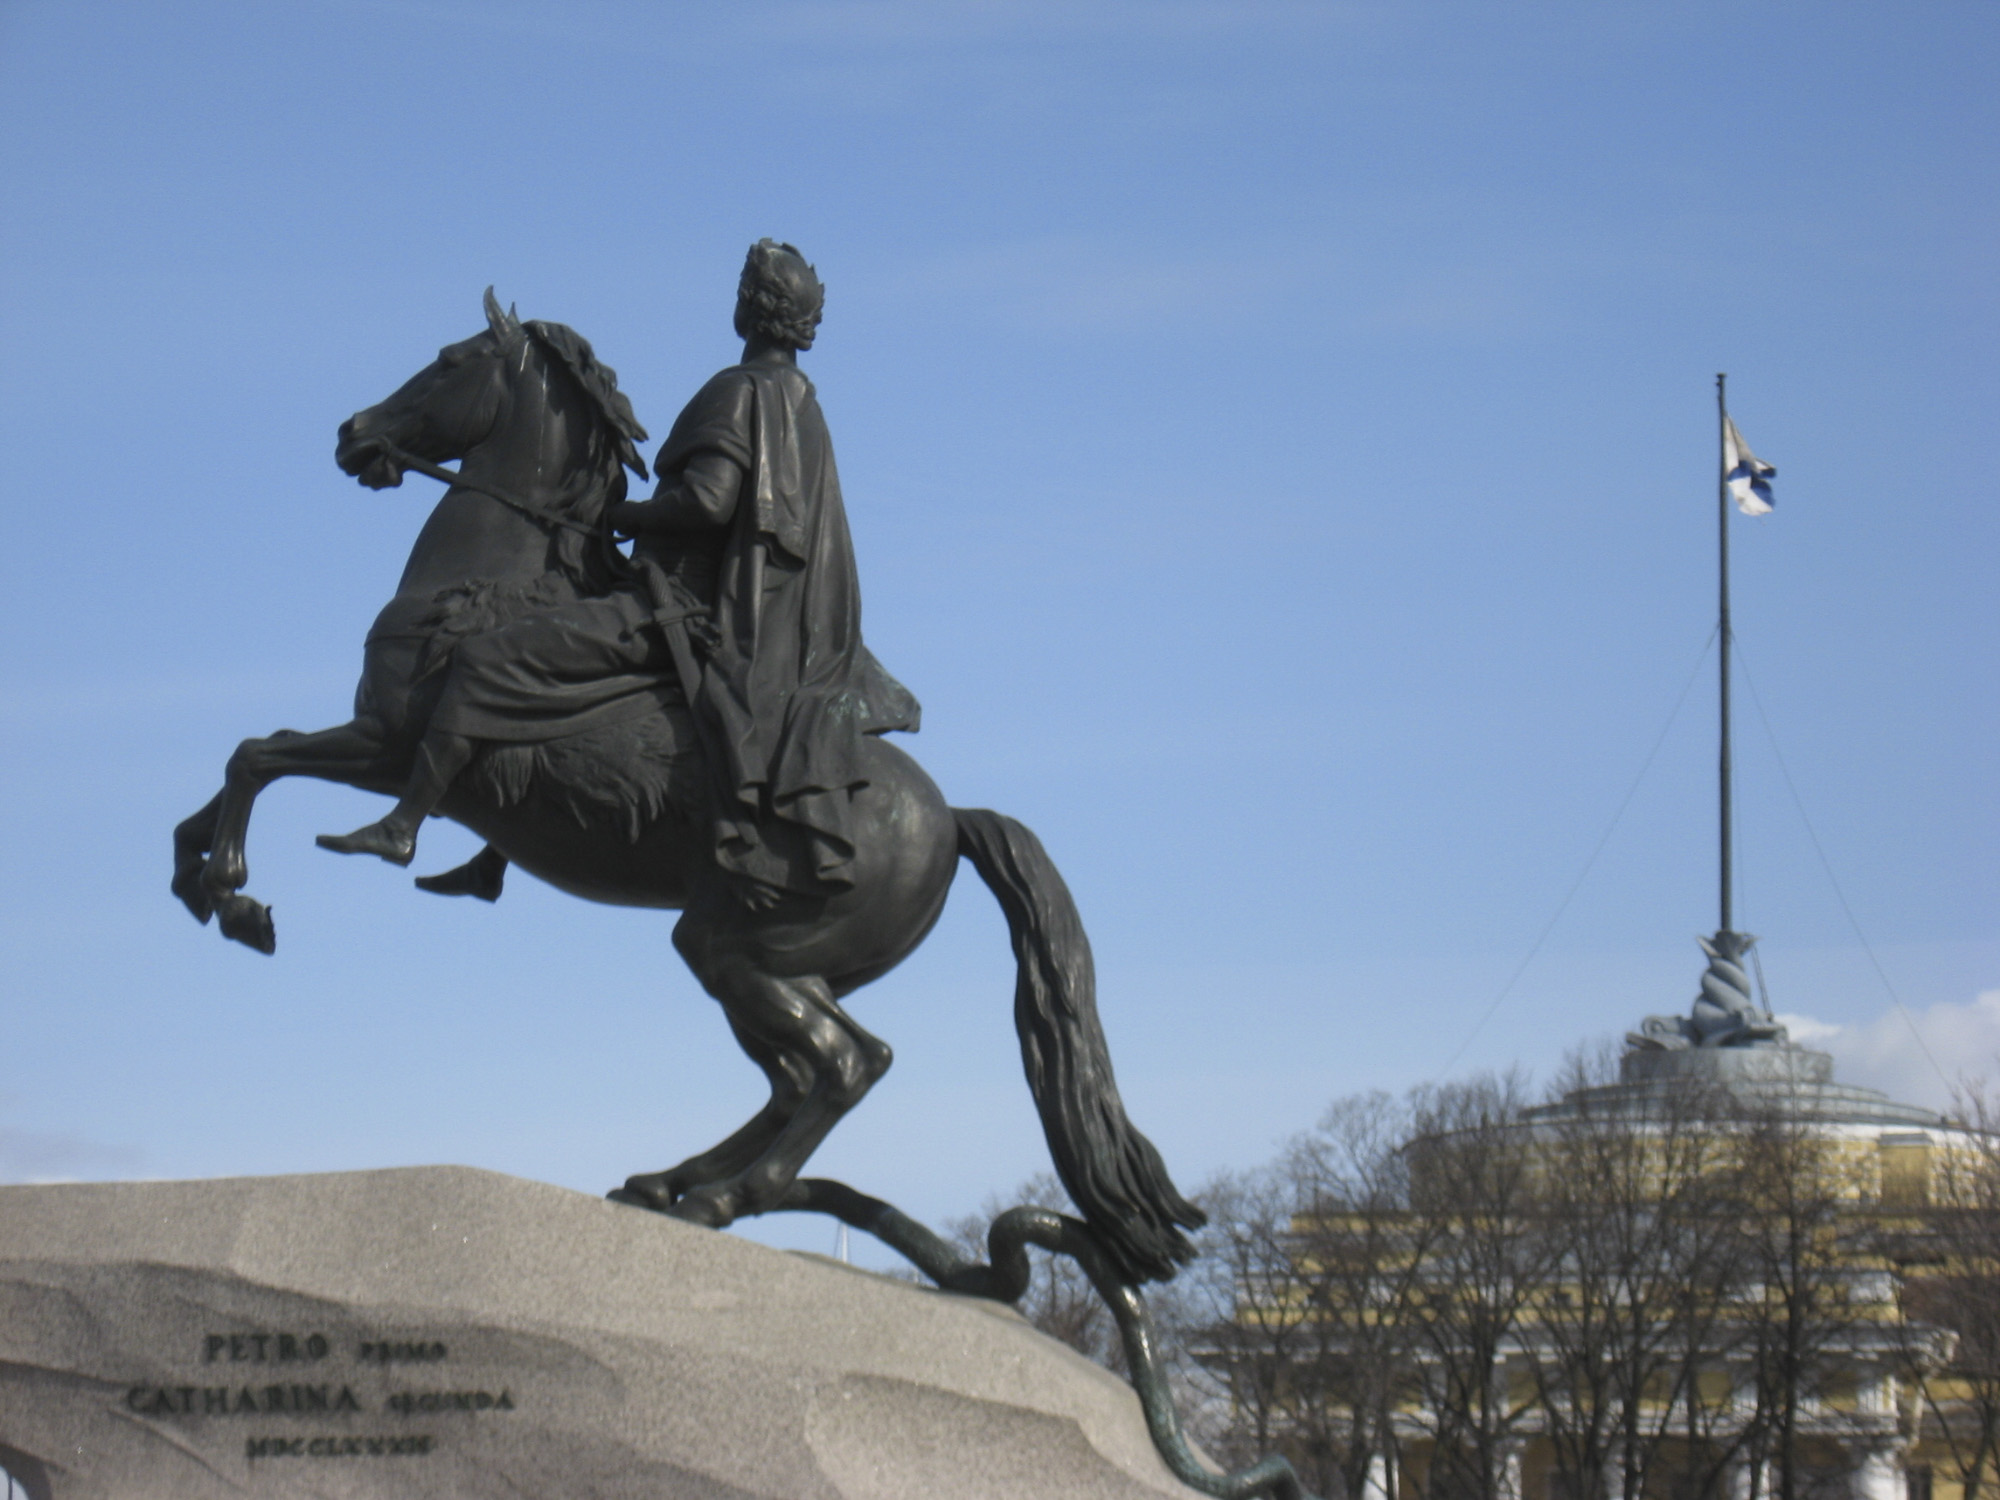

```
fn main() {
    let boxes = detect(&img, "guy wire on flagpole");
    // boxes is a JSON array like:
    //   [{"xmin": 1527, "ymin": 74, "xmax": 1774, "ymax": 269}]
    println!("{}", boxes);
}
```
[
  {"xmin": 1717, "ymin": 373, "xmax": 1734, "ymax": 937},
  {"xmin": 1731, "ymin": 641, "xmax": 1955, "ymax": 1096},
  {"xmin": 1437, "ymin": 624, "xmax": 1720, "ymax": 1077}
]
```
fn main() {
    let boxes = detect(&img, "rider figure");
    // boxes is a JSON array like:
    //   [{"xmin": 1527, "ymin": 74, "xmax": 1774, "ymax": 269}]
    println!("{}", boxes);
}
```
[{"xmin": 319, "ymin": 241, "xmax": 918, "ymax": 908}]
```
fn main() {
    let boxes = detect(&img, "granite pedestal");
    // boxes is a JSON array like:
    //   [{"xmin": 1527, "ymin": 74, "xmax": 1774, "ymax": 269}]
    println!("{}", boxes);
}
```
[{"xmin": 0, "ymin": 1166, "xmax": 1205, "ymax": 1499}]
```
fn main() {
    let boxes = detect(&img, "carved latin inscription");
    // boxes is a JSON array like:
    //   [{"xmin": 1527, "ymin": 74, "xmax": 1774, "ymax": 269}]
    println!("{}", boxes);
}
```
[{"xmin": 115, "ymin": 1329, "xmax": 518, "ymax": 1465}]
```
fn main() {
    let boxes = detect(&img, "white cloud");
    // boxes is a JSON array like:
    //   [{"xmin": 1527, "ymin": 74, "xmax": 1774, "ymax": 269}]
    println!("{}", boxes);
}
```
[
  {"xmin": 1776, "ymin": 989, "xmax": 2000, "ymax": 1112},
  {"xmin": 1775, "ymin": 1012, "xmax": 1844, "ymax": 1045}
]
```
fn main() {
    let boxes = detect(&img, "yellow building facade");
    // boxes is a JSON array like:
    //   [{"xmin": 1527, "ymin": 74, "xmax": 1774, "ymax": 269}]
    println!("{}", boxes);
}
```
[{"xmin": 1215, "ymin": 1008, "xmax": 1991, "ymax": 1500}]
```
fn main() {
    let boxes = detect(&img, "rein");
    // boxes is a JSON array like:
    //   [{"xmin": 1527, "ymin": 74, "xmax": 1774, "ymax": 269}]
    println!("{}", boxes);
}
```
[{"xmin": 374, "ymin": 438, "xmax": 604, "ymax": 540}]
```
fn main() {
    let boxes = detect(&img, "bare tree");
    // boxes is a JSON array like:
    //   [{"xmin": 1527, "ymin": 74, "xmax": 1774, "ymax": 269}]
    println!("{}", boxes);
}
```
[
  {"xmin": 1269, "ymin": 1091, "xmax": 1437, "ymax": 1500},
  {"xmin": 1900, "ymin": 1090, "xmax": 2000, "ymax": 1500},
  {"xmin": 1402, "ymin": 1072, "xmax": 1550, "ymax": 1500},
  {"xmin": 1525, "ymin": 1051, "xmax": 1752, "ymax": 1500},
  {"xmin": 1725, "ymin": 1103, "xmax": 1874, "ymax": 1500},
  {"xmin": 1186, "ymin": 1163, "xmax": 1329, "ymax": 1478}
]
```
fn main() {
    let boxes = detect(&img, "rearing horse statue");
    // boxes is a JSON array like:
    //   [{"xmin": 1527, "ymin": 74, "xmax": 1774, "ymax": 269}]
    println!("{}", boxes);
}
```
[{"xmin": 171, "ymin": 290, "xmax": 1205, "ymax": 1288}]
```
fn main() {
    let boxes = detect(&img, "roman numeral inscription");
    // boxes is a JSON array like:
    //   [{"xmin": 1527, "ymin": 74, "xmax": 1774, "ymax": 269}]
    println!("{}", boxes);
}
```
[{"xmin": 116, "ymin": 1330, "xmax": 518, "ymax": 1465}]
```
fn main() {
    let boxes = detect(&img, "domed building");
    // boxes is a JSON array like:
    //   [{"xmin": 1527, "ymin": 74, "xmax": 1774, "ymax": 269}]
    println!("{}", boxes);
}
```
[
  {"xmin": 1204, "ymin": 413, "xmax": 1995, "ymax": 1500},
  {"xmin": 1208, "ymin": 940, "xmax": 1986, "ymax": 1500},
  {"xmin": 1484, "ymin": 935, "xmax": 1977, "ymax": 1500}
]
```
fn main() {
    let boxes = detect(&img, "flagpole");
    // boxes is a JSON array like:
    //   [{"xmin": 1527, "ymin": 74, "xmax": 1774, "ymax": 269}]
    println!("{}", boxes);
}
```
[{"xmin": 1716, "ymin": 373, "xmax": 1733, "ymax": 935}]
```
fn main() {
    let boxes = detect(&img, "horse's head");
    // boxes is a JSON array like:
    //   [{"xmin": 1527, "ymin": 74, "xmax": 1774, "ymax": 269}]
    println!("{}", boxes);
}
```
[
  {"xmin": 337, "ymin": 290, "xmax": 650, "ymax": 593},
  {"xmin": 336, "ymin": 288, "xmax": 527, "ymax": 489}
]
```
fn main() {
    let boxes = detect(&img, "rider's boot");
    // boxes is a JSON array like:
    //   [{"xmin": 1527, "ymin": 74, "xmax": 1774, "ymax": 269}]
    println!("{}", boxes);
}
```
[
  {"xmin": 317, "ymin": 730, "xmax": 474, "ymax": 867},
  {"xmin": 415, "ymin": 843, "xmax": 509, "ymax": 901},
  {"xmin": 315, "ymin": 815, "xmax": 418, "ymax": 865}
]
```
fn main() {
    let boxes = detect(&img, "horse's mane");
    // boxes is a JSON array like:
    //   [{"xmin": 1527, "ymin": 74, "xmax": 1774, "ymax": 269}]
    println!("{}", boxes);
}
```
[
  {"xmin": 524, "ymin": 319, "xmax": 650, "ymax": 482},
  {"xmin": 515, "ymin": 318, "xmax": 651, "ymax": 592}
]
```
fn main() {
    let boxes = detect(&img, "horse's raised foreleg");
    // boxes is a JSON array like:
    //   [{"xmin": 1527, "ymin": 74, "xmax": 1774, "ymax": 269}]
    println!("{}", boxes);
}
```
[
  {"xmin": 192, "ymin": 721, "xmax": 407, "ymax": 953},
  {"xmin": 172, "ymin": 792, "xmax": 225, "ymax": 924}
]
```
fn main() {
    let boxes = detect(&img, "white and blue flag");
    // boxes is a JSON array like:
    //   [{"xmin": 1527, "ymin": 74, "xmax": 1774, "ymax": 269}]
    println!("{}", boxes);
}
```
[{"xmin": 1723, "ymin": 415, "xmax": 1775, "ymax": 515}]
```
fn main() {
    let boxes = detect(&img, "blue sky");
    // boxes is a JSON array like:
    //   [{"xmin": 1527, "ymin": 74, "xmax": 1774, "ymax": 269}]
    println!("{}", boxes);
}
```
[{"xmin": 2, "ymin": 2, "xmax": 1993, "ymax": 1260}]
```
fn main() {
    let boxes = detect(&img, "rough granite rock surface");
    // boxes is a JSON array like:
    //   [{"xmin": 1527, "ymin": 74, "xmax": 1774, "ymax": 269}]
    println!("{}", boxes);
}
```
[{"xmin": 0, "ymin": 1166, "xmax": 1205, "ymax": 1499}]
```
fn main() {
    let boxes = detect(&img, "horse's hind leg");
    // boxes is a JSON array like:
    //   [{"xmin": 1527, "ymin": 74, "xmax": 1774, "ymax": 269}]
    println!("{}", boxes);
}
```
[
  {"xmin": 193, "ymin": 721, "xmax": 405, "ymax": 952},
  {"xmin": 657, "ymin": 932, "xmax": 894, "ymax": 1228},
  {"xmin": 615, "ymin": 1015, "xmax": 813, "ymax": 1211},
  {"xmin": 671, "ymin": 979, "xmax": 892, "ymax": 1229}
]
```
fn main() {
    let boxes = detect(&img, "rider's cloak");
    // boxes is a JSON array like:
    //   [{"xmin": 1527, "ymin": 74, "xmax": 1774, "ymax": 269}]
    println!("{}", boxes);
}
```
[{"xmin": 648, "ymin": 361, "xmax": 920, "ymax": 897}]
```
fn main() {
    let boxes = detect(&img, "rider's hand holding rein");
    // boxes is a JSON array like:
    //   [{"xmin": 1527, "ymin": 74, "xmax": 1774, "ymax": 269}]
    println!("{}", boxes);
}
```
[{"xmin": 610, "ymin": 450, "xmax": 743, "ymax": 539}]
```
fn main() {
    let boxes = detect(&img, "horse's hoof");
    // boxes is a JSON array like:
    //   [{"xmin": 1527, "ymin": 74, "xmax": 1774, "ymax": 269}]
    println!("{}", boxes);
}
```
[
  {"xmin": 214, "ymin": 894, "xmax": 276, "ymax": 954},
  {"xmin": 172, "ymin": 866, "xmax": 215, "ymax": 925},
  {"xmin": 611, "ymin": 1171, "xmax": 677, "ymax": 1210},
  {"xmin": 663, "ymin": 1187, "xmax": 733, "ymax": 1229}
]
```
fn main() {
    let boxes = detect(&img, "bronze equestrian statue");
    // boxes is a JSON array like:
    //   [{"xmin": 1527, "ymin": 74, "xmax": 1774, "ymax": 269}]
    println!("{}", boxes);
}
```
[{"xmin": 171, "ymin": 244, "xmax": 1205, "ymax": 1289}]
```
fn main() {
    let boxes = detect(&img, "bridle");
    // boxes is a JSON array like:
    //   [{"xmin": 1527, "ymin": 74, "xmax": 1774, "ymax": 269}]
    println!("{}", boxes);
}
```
[{"xmin": 371, "ymin": 436, "xmax": 606, "ymax": 541}]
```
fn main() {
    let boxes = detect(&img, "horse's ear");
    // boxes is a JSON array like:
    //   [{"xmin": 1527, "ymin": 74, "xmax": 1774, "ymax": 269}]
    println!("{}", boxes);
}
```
[{"xmin": 483, "ymin": 286, "xmax": 521, "ymax": 342}]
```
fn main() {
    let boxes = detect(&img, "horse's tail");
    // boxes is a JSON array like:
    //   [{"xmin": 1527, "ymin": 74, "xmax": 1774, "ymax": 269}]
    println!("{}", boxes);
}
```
[{"xmin": 952, "ymin": 807, "xmax": 1206, "ymax": 1284}]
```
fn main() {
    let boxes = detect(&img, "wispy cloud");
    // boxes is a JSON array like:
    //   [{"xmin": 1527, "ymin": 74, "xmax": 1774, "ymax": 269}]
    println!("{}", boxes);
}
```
[{"xmin": 1777, "ymin": 989, "xmax": 2000, "ymax": 1112}]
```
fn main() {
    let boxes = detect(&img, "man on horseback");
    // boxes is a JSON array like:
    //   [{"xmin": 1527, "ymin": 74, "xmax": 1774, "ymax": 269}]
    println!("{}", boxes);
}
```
[
  {"xmin": 183, "ymin": 256, "xmax": 1208, "ymax": 1297},
  {"xmin": 318, "ymin": 240, "xmax": 919, "ymax": 908}
]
